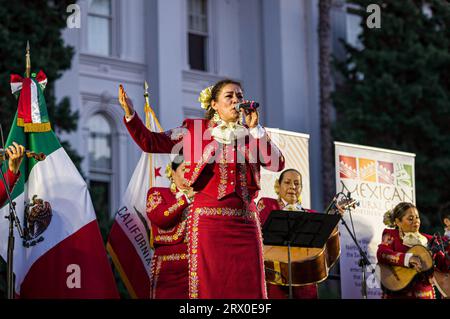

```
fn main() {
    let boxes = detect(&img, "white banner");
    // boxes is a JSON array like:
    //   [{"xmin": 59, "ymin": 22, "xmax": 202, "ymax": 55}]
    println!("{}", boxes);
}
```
[
  {"xmin": 259, "ymin": 128, "xmax": 310, "ymax": 209},
  {"xmin": 335, "ymin": 142, "xmax": 415, "ymax": 299}
]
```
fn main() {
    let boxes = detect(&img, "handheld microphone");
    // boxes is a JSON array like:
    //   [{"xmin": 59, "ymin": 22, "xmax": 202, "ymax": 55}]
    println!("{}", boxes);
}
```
[{"xmin": 235, "ymin": 101, "xmax": 260, "ymax": 112}]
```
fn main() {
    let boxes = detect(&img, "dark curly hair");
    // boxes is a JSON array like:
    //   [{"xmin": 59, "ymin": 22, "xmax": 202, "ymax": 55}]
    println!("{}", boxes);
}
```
[
  {"xmin": 171, "ymin": 154, "xmax": 184, "ymax": 172},
  {"xmin": 204, "ymin": 79, "xmax": 242, "ymax": 120}
]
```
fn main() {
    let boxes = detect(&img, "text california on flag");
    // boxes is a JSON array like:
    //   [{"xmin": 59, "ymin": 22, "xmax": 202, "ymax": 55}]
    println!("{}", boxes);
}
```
[
  {"xmin": 107, "ymin": 152, "xmax": 157, "ymax": 299},
  {"xmin": 107, "ymin": 102, "xmax": 170, "ymax": 299}
]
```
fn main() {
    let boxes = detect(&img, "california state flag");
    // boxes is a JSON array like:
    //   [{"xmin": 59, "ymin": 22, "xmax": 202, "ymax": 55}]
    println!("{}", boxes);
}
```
[
  {"xmin": 107, "ymin": 104, "xmax": 170, "ymax": 298},
  {"xmin": 0, "ymin": 111, "xmax": 119, "ymax": 298}
]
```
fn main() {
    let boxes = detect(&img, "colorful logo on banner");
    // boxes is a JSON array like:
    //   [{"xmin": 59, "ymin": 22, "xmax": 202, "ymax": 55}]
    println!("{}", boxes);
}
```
[
  {"xmin": 339, "ymin": 156, "xmax": 357, "ymax": 179},
  {"xmin": 339, "ymin": 156, "xmax": 413, "ymax": 188}
]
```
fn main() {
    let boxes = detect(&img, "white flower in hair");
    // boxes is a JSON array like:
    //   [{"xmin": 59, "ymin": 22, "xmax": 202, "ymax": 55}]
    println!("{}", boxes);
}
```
[{"xmin": 198, "ymin": 86, "xmax": 213, "ymax": 110}]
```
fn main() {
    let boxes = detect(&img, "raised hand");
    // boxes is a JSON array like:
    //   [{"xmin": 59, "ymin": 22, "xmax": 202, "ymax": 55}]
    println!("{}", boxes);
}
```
[
  {"xmin": 118, "ymin": 84, "xmax": 135, "ymax": 118},
  {"xmin": 186, "ymin": 187, "xmax": 196, "ymax": 201}
]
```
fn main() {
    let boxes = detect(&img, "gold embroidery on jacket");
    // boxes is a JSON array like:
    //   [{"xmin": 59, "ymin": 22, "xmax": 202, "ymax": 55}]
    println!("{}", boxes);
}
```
[
  {"xmin": 218, "ymin": 145, "xmax": 228, "ymax": 199},
  {"xmin": 147, "ymin": 191, "xmax": 163, "ymax": 210},
  {"xmin": 187, "ymin": 143, "xmax": 216, "ymax": 186}
]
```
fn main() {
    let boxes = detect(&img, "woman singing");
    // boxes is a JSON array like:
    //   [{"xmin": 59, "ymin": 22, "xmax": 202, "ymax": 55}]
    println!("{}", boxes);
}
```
[{"xmin": 119, "ymin": 79, "xmax": 285, "ymax": 298}]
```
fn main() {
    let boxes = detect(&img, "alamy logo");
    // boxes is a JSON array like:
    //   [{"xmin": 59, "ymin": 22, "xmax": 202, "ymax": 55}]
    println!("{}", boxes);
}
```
[
  {"xmin": 66, "ymin": 264, "xmax": 81, "ymax": 289},
  {"xmin": 366, "ymin": 4, "xmax": 381, "ymax": 29},
  {"xmin": 67, "ymin": 4, "xmax": 81, "ymax": 29}
]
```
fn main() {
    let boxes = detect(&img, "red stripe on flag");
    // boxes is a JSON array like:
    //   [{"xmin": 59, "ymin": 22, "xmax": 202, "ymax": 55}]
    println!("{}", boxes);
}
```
[
  {"xmin": 17, "ymin": 78, "xmax": 32, "ymax": 123},
  {"xmin": 107, "ymin": 221, "xmax": 151, "ymax": 299},
  {"xmin": 19, "ymin": 220, "xmax": 119, "ymax": 299}
]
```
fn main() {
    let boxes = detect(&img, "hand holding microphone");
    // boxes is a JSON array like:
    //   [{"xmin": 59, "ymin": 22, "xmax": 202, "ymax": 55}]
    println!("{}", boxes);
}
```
[
  {"xmin": 234, "ymin": 101, "xmax": 260, "ymax": 112},
  {"xmin": 235, "ymin": 100, "xmax": 260, "ymax": 128}
]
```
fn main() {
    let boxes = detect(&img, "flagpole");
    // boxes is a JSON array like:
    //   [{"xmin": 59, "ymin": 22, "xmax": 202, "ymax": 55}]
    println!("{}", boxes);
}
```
[
  {"xmin": 143, "ymin": 81, "xmax": 154, "ymax": 189},
  {"xmin": 25, "ymin": 41, "xmax": 31, "ymax": 78}
]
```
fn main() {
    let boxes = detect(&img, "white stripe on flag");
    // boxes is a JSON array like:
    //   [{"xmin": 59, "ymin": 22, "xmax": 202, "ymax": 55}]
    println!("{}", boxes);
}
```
[
  {"xmin": 0, "ymin": 147, "xmax": 97, "ymax": 292},
  {"xmin": 11, "ymin": 82, "xmax": 22, "ymax": 94},
  {"xmin": 30, "ymin": 81, "xmax": 41, "ymax": 124},
  {"xmin": 38, "ymin": 78, "xmax": 47, "ymax": 90}
]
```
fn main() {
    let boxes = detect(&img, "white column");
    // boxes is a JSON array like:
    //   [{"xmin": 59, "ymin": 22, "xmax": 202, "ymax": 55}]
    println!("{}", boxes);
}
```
[
  {"xmin": 261, "ymin": 0, "xmax": 322, "ymax": 210},
  {"xmin": 155, "ymin": 0, "xmax": 184, "ymax": 130},
  {"xmin": 303, "ymin": 0, "xmax": 322, "ymax": 211},
  {"xmin": 54, "ymin": 16, "xmax": 83, "ymax": 162},
  {"xmin": 238, "ymin": 0, "xmax": 265, "ymax": 121}
]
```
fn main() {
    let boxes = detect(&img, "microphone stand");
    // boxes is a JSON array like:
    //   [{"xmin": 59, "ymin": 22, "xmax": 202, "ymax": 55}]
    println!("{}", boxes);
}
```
[
  {"xmin": 0, "ymin": 122, "xmax": 25, "ymax": 300},
  {"xmin": 284, "ymin": 214, "xmax": 295, "ymax": 299},
  {"xmin": 0, "ymin": 163, "xmax": 24, "ymax": 299},
  {"xmin": 284, "ymin": 209, "xmax": 309, "ymax": 299},
  {"xmin": 334, "ymin": 193, "xmax": 372, "ymax": 299}
]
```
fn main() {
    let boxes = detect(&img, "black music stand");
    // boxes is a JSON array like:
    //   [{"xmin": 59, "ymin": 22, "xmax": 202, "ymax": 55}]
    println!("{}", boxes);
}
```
[{"xmin": 262, "ymin": 210, "xmax": 340, "ymax": 299}]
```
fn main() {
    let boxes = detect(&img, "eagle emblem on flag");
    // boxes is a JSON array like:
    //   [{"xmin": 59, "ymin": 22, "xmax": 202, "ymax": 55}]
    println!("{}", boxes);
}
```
[{"xmin": 22, "ymin": 195, "xmax": 53, "ymax": 247}]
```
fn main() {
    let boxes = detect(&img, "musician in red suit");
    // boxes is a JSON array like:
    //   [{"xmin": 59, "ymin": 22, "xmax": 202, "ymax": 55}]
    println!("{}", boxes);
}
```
[
  {"xmin": 1, "ymin": 142, "xmax": 25, "ymax": 206},
  {"xmin": 147, "ymin": 155, "xmax": 194, "ymax": 299},
  {"xmin": 377, "ymin": 202, "xmax": 450, "ymax": 299},
  {"xmin": 257, "ymin": 169, "xmax": 319, "ymax": 299},
  {"xmin": 119, "ymin": 80, "xmax": 285, "ymax": 299},
  {"xmin": 439, "ymin": 204, "xmax": 450, "ymax": 240}
]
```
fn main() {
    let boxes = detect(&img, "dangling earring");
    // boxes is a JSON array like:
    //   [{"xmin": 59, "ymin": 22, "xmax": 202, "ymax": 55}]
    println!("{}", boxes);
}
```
[
  {"xmin": 170, "ymin": 180, "xmax": 177, "ymax": 193},
  {"xmin": 213, "ymin": 111, "xmax": 221, "ymax": 123},
  {"xmin": 297, "ymin": 194, "xmax": 302, "ymax": 205},
  {"xmin": 238, "ymin": 111, "xmax": 244, "ymax": 125},
  {"xmin": 398, "ymin": 227, "xmax": 404, "ymax": 238}
]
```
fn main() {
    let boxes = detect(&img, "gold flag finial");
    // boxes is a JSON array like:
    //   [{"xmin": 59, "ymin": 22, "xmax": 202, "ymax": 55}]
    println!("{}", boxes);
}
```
[
  {"xmin": 143, "ymin": 81, "xmax": 151, "ymax": 128},
  {"xmin": 143, "ymin": 80, "xmax": 153, "ymax": 188},
  {"xmin": 26, "ymin": 41, "xmax": 31, "ymax": 78},
  {"xmin": 144, "ymin": 81, "xmax": 150, "ymax": 107}
]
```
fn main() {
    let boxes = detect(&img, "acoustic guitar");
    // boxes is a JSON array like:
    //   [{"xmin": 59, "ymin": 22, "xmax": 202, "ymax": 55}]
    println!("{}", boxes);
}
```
[
  {"xmin": 264, "ymin": 198, "xmax": 356, "ymax": 286},
  {"xmin": 377, "ymin": 245, "xmax": 433, "ymax": 292},
  {"xmin": 433, "ymin": 270, "xmax": 450, "ymax": 298}
]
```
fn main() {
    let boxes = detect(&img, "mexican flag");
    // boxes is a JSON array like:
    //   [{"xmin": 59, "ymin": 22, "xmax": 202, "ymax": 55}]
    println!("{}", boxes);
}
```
[
  {"xmin": 0, "ymin": 72, "xmax": 119, "ymax": 298},
  {"xmin": 107, "ymin": 105, "xmax": 170, "ymax": 298}
]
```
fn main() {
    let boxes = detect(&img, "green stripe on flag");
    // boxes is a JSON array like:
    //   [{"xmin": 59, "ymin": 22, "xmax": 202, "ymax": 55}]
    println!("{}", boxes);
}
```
[{"xmin": 2, "ymin": 112, "xmax": 62, "ymax": 202}]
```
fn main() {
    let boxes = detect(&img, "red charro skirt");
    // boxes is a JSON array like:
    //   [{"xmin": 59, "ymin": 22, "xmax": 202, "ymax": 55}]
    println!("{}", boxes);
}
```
[
  {"xmin": 187, "ymin": 193, "xmax": 267, "ymax": 299},
  {"xmin": 150, "ymin": 243, "xmax": 189, "ymax": 299}
]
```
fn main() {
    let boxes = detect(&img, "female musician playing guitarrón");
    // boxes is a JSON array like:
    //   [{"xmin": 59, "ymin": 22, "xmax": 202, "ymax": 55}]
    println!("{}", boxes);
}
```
[
  {"xmin": 377, "ymin": 202, "xmax": 450, "ymax": 299},
  {"xmin": 257, "ymin": 169, "xmax": 319, "ymax": 299}
]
